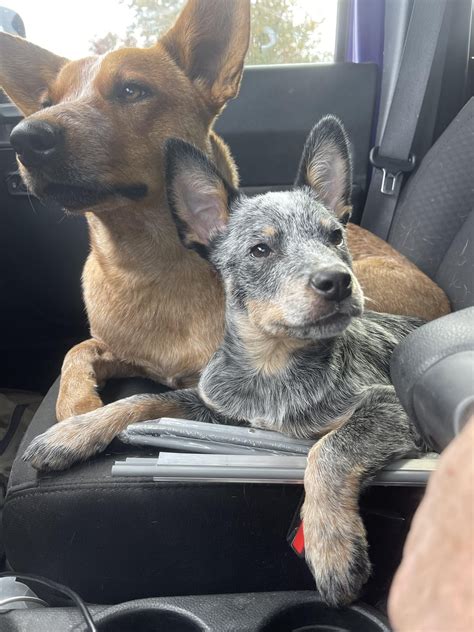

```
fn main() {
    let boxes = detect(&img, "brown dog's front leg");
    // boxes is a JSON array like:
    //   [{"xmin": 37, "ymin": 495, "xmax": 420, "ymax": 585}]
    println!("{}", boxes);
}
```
[
  {"xmin": 24, "ymin": 389, "xmax": 219, "ymax": 471},
  {"xmin": 352, "ymin": 257, "xmax": 450, "ymax": 321},
  {"xmin": 56, "ymin": 338, "xmax": 139, "ymax": 420},
  {"xmin": 302, "ymin": 385, "xmax": 421, "ymax": 606},
  {"xmin": 346, "ymin": 224, "xmax": 450, "ymax": 321}
]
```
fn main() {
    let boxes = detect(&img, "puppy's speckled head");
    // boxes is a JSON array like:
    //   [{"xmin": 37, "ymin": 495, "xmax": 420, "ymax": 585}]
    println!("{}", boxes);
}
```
[{"xmin": 166, "ymin": 116, "xmax": 364, "ymax": 340}]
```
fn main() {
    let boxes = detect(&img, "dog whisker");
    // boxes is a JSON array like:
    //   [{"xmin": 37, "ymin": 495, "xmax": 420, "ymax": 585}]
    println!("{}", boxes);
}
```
[
  {"xmin": 26, "ymin": 189, "xmax": 38, "ymax": 216},
  {"xmin": 363, "ymin": 295, "xmax": 379, "ymax": 307}
]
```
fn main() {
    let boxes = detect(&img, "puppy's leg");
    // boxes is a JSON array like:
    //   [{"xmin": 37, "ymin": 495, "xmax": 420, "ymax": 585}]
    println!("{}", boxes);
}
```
[
  {"xmin": 24, "ymin": 389, "xmax": 226, "ymax": 471},
  {"xmin": 302, "ymin": 385, "xmax": 421, "ymax": 606},
  {"xmin": 56, "ymin": 338, "xmax": 139, "ymax": 420}
]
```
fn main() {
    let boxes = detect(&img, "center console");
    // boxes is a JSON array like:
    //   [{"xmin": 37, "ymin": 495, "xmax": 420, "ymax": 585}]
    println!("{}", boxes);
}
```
[{"xmin": 1, "ymin": 591, "xmax": 390, "ymax": 631}]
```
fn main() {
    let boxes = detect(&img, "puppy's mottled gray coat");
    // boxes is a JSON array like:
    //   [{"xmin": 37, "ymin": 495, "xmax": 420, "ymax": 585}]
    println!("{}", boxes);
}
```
[{"xmin": 24, "ymin": 117, "xmax": 424, "ymax": 606}]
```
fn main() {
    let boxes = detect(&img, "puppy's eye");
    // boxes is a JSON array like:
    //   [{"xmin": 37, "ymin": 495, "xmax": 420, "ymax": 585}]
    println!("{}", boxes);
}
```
[
  {"xmin": 329, "ymin": 228, "xmax": 343, "ymax": 246},
  {"xmin": 116, "ymin": 83, "xmax": 151, "ymax": 102},
  {"xmin": 40, "ymin": 99, "xmax": 52, "ymax": 109},
  {"xmin": 250, "ymin": 243, "xmax": 272, "ymax": 258}
]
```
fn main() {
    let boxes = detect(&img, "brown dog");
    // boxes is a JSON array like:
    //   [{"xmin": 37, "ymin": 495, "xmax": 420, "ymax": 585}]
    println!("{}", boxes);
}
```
[{"xmin": 0, "ymin": 0, "xmax": 449, "ymax": 423}]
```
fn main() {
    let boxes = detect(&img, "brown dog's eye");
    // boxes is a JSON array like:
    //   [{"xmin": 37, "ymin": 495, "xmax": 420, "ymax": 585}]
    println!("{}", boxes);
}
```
[
  {"xmin": 250, "ymin": 243, "xmax": 272, "ymax": 258},
  {"xmin": 40, "ymin": 99, "xmax": 52, "ymax": 109},
  {"xmin": 329, "ymin": 228, "xmax": 343, "ymax": 246},
  {"xmin": 117, "ymin": 83, "xmax": 151, "ymax": 103}
]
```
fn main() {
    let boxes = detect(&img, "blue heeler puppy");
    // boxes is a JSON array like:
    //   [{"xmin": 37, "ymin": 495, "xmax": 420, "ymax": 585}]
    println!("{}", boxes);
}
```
[{"xmin": 24, "ymin": 116, "xmax": 425, "ymax": 606}]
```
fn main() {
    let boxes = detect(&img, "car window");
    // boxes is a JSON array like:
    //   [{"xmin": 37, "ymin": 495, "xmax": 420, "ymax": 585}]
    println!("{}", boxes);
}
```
[{"xmin": 5, "ymin": 0, "xmax": 337, "ymax": 64}]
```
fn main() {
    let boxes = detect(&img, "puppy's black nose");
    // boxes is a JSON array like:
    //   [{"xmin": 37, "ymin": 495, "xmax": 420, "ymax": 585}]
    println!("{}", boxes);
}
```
[
  {"xmin": 10, "ymin": 120, "xmax": 62, "ymax": 166},
  {"xmin": 311, "ymin": 269, "xmax": 352, "ymax": 302}
]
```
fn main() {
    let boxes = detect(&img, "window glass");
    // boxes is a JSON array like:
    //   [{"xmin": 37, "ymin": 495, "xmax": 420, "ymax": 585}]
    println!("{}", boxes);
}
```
[{"xmin": 3, "ymin": 0, "xmax": 337, "ymax": 63}]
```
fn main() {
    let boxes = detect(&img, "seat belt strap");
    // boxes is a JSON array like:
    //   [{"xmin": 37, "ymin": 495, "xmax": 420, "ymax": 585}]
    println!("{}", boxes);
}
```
[{"xmin": 361, "ymin": 0, "xmax": 449, "ymax": 240}]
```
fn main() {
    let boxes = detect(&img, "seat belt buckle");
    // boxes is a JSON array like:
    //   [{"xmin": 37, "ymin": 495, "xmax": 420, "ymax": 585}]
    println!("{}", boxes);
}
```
[{"xmin": 369, "ymin": 147, "xmax": 416, "ymax": 196}]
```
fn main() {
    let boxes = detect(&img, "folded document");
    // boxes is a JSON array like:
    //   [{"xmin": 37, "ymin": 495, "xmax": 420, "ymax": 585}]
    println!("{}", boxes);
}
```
[{"xmin": 114, "ymin": 418, "xmax": 437, "ymax": 485}]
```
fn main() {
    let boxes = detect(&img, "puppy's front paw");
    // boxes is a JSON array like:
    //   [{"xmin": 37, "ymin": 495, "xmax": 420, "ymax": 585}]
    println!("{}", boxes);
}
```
[
  {"xmin": 302, "ymin": 499, "xmax": 371, "ymax": 606},
  {"xmin": 22, "ymin": 415, "xmax": 109, "ymax": 471}
]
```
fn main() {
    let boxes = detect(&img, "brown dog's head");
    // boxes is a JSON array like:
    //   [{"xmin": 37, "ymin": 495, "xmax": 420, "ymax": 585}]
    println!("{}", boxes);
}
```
[{"xmin": 0, "ymin": 0, "xmax": 250, "ymax": 212}]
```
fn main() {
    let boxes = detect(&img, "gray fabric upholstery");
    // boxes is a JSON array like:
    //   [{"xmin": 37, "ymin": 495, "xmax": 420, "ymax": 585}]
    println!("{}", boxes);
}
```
[
  {"xmin": 435, "ymin": 211, "xmax": 474, "ymax": 311},
  {"xmin": 387, "ymin": 98, "xmax": 474, "ymax": 309}
]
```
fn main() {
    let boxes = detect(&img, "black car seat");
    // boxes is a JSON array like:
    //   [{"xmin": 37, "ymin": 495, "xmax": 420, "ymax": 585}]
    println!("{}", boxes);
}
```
[
  {"xmin": 3, "ymin": 97, "xmax": 473, "ymax": 604},
  {"xmin": 366, "ymin": 98, "xmax": 474, "ymax": 313}
]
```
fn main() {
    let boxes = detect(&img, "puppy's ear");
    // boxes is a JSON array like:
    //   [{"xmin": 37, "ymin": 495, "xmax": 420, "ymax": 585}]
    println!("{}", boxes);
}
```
[
  {"xmin": 0, "ymin": 33, "xmax": 68, "ymax": 115},
  {"xmin": 295, "ymin": 115, "xmax": 353, "ymax": 224},
  {"xmin": 161, "ymin": 0, "xmax": 250, "ymax": 113},
  {"xmin": 165, "ymin": 139, "xmax": 236, "ymax": 256}
]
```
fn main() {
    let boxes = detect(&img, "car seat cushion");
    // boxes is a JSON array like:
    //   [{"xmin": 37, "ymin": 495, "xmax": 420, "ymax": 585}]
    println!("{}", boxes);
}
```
[{"xmin": 4, "ymin": 377, "xmax": 314, "ymax": 603}]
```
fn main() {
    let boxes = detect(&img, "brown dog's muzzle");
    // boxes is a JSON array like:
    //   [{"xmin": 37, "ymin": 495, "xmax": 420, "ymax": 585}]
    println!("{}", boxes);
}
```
[
  {"xmin": 10, "ymin": 119, "xmax": 63, "ymax": 168},
  {"xmin": 8, "ymin": 110, "xmax": 149, "ymax": 211}
]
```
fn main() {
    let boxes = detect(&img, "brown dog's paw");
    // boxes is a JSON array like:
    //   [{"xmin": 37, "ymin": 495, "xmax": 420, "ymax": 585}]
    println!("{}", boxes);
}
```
[
  {"xmin": 302, "ymin": 497, "xmax": 371, "ymax": 606},
  {"xmin": 22, "ymin": 416, "xmax": 108, "ymax": 471}
]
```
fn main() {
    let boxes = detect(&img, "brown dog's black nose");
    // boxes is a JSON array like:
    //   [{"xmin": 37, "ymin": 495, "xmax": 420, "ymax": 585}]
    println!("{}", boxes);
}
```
[
  {"xmin": 311, "ymin": 270, "xmax": 352, "ymax": 302},
  {"xmin": 10, "ymin": 120, "xmax": 61, "ymax": 166}
]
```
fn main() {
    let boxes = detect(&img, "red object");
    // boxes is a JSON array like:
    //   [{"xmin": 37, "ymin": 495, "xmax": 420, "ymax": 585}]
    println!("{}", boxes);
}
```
[
  {"xmin": 287, "ymin": 495, "xmax": 305, "ymax": 558},
  {"xmin": 289, "ymin": 520, "xmax": 305, "ymax": 558}
]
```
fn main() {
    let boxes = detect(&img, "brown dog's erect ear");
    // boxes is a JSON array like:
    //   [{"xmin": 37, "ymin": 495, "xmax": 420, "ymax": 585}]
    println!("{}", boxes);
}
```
[
  {"xmin": 0, "ymin": 33, "xmax": 68, "ymax": 115},
  {"xmin": 165, "ymin": 138, "xmax": 236, "ymax": 254},
  {"xmin": 161, "ymin": 0, "xmax": 250, "ymax": 112},
  {"xmin": 295, "ymin": 115, "xmax": 353, "ymax": 224}
]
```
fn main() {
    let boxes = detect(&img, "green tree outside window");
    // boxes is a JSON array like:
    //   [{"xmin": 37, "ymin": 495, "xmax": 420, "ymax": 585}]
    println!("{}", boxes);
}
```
[{"xmin": 90, "ymin": 0, "xmax": 333, "ymax": 64}]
